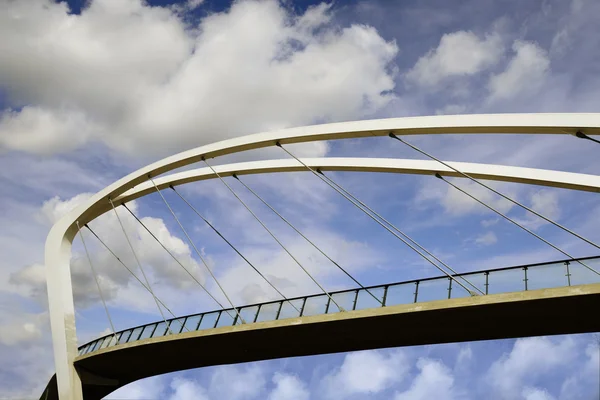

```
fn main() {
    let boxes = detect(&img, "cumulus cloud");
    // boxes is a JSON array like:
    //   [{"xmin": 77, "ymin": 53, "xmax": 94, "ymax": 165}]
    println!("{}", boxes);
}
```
[
  {"xmin": 406, "ymin": 30, "xmax": 503, "ymax": 86},
  {"xmin": 104, "ymin": 335, "xmax": 599, "ymax": 400},
  {"xmin": 0, "ymin": 0, "xmax": 397, "ymax": 156},
  {"xmin": 38, "ymin": 192, "xmax": 94, "ymax": 225},
  {"xmin": 487, "ymin": 336, "xmax": 577, "ymax": 399},
  {"xmin": 0, "ymin": 107, "xmax": 95, "ymax": 155},
  {"xmin": 111, "ymin": 364, "xmax": 267, "ymax": 400},
  {"xmin": 487, "ymin": 40, "xmax": 550, "ymax": 102},
  {"xmin": 208, "ymin": 364, "xmax": 266, "ymax": 400},
  {"xmin": 514, "ymin": 190, "xmax": 562, "ymax": 230},
  {"xmin": 558, "ymin": 339, "xmax": 600, "ymax": 400},
  {"xmin": 168, "ymin": 377, "xmax": 209, "ymax": 400},
  {"xmin": 0, "ymin": 311, "xmax": 47, "ymax": 346},
  {"xmin": 268, "ymin": 373, "xmax": 310, "ymax": 400},
  {"xmin": 523, "ymin": 387, "xmax": 557, "ymax": 400},
  {"xmin": 481, "ymin": 218, "xmax": 499, "ymax": 228},
  {"xmin": 218, "ymin": 225, "xmax": 384, "ymax": 304},
  {"xmin": 322, "ymin": 350, "xmax": 408, "ymax": 398},
  {"xmin": 475, "ymin": 231, "xmax": 498, "ymax": 246},
  {"xmin": 107, "ymin": 375, "xmax": 165, "ymax": 399},
  {"xmin": 436, "ymin": 104, "xmax": 468, "ymax": 115},
  {"xmin": 395, "ymin": 358, "xmax": 458, "ymax": 400},
  {"xmin": 416, "ymin": 179, "xmax": 515, "ymax": 217},
  {"xmin": 11, "ymin": 193, "xmax": 211, "ymax": 313}
]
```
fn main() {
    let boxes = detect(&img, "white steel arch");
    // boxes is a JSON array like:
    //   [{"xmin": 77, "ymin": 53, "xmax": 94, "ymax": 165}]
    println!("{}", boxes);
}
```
[
  {"xmin": 116, "ymin": 158, "xmax": 600, "ymax": 204},
  {"xmin": 45, "ymin": 113, "xmax": 600, "ymax": 399}
]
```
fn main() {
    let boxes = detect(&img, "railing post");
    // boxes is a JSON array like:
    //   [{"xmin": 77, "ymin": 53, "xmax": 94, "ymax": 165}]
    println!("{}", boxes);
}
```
[
  {"xmin": 214, "ymin": 311, "xmax": 222, "ymax": 328},
  {"xmin": 414, "ymin": 281, "xmax": 420, "ymax": 303},
  {"xmin": 253, "ymin": 305, "xmax": 261, "ymax": 323},
  {"xmin": 523, "ymin": 267, "xmax": 529, "ymax": 291},
  {"xmin": 484, "ymin": 271, "xmax": 489, "ymax": 295},
  {"xmin": 177, "ymin": 317, "xmax": 188, "ymax": 334},
  {"xmin": 565, "ymin": 261, "xmax": 572, "ymax": 286},
  {"xmin": 275, "ymin": 301, "xmax": 284, "ymax": 320},
  {"xmin": 232, "ymin": 308, "xmax": 241, "ymax": 326},
  {"xmin": 148, "ymin": 323, "xmax": 159, "ymax": 338},
  {"xmin": 299, "ymin": 297, "xmax": 307, "ymax": 317},
  {"xmin": 120, "ymin": 330, "xmax": 132, "ymax": 344},
  {"xmin": 324, "ymin": 295, "xmax": 332, "ymax": 314},
  {"xmin": 382, "ymin": 285, "xmax": 388, "ymax": 307},
  {"xmin": 194, "ymin": 313, "xmax": 204, "ymax": 330},
  {"xmin": 352, "ymin": 290, "xmax": 359, "ymax": 311},
  {"xmin": 447, "ymin": 277, "xmax": 452, "ymax": 299}
]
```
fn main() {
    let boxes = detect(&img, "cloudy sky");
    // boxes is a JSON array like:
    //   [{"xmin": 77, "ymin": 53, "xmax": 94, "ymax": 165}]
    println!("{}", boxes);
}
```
[{"xmin": 1, "ymin": 0, "xmax": 599, "ymax": 399}]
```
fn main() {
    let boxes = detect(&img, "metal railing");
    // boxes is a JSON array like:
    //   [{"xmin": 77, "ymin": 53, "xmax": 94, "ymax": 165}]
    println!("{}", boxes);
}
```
[{"xmin": 77, "ymin": 255, "xmax": 600, "ymax": 356}]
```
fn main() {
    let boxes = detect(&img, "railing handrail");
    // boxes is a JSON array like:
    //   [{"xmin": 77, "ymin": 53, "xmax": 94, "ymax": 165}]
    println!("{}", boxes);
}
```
[{"xmin": 80, "ymin": 254, "xmax": 600, "ymax": 350}]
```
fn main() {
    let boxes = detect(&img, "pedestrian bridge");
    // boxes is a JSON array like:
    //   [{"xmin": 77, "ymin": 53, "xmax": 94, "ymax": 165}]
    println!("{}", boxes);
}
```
[
  {"xmin": 78, "ymin": 256, "xmax": 600, "ymax": 358},
  {"xmin": 41, "ymin": 113, "xmax": 600, "ymax": 399},
  {"xmin": 43, "ymin": 256, "xmax": 600, "ymax": 400}
]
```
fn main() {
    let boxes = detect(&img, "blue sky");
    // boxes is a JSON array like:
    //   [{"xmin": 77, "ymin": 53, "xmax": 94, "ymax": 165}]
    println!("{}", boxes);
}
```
[{"xmin": 1, "ymin": 0, "xmax": 599, "ymax": 399}]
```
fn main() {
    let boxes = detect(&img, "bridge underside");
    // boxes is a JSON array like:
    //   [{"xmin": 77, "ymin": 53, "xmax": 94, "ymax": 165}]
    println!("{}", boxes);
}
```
[{"xmin": 41, "ymin": 283, "xmax": 600, "ymax": 400}]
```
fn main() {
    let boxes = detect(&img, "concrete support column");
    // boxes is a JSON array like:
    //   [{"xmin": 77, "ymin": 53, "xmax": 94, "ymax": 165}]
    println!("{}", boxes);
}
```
[{"xmin": 46, "ymin": 222, "xmax": 84, "ymax": 400}]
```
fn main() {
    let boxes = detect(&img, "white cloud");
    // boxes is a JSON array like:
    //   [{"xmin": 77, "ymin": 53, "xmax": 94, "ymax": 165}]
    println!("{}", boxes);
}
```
[
  {"xmin": 436, "ymin": 104, "xmax": 468, "ymax": 115},
  {"xmin": 107, "ymin": 375, "xmax": 165, "ymax": 399},
  {"xmin": 550, "ymin": 0, "xmax": 600, "ymax": 57},
  {"xmin": 0, "ymin": 311, "xmax": 47, "ymax": 346},
  {"xmin": 0, "ymin": 301, "xmax": 55, "ymax": 396},
  {"xmin": 395, "ymin": 358, "xmax": 458, "ymax": 400},
  {"xmin": 208, "ymin": 365, "xmax": 266, "ymax": 400},
  {"xmin": 558, "ymin": 339, "xmax": 600, "ymax": 400},
  {"xmin": 487, "ymin": 40, "xmax": 550, "ymax": 102},
  {"xmin": 322, "ymin": 350, "xmax": 408, "ymax": 398},
  {"xmin": 515, "ymin": 190, "xmax": 561, "ymax": 230},
  {"xmin": 39, "ymin": 193, "xmax": 94, "ymax": 225},
  {"xmin": 218, "ymin": 226, "xmax": 384, "ymax": 304},
  {"xmin": 11, "ymin": 194, "xmax": 212, "ymax": 313},
  {"xmin": 268, "ymin": 373, "xmax": 309, "ymax": 400},
  {"xmin": 0, "ymin": 107, "xmax": 95, "ymax": 155},
  {"xmin": 475, "ymin": 231, "xmax": 498, "ymax": 246},
  {"xmin": 416, "ymin": 179, "xmax": 515, "ymax": 217},
  {"xmin": 481, "ymin": 218, "xmax": 499, "ymax": 228},
  {"xmin": 0, "ymin": 0, "xmax": 397, "ymax": 156},
  {"xmin": 186, "ymin": 0, "xmax": 204, "ymax": 9},
  {"xmin": 487, "ymin": 336, "xmax": 577, "ymax": 398},
  {"xmin": 407, "ymin": 30, "xmax": 503, "ymax": 86},
  {"xmin": 523, "ymin": 387, "xmax": 557, "ymax": 400},
  {"xmin": 455, "ymin": 345, "xmax": 473, "ymax": 371},
  {"xmin": 169, "ymin": 377, "xmax": 209, "ymax": 400}
]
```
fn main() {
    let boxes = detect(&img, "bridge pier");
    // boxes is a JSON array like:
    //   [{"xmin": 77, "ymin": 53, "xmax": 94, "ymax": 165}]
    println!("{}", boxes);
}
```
[{"xmin": 46, "ymin": 222, "xmax": 84, "ymax": 400}]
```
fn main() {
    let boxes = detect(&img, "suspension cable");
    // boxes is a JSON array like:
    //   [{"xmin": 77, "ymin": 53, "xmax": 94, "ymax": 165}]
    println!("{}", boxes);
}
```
[
  {"xmin": 316, "ymin": 169, "xmax": 484, "ymax": 295},
  {"xmin": 202, "ymin": 157, "xmax": 345, "ymax": 312},
  {"xmin": 84, "ymin": 224, "xmax": 187, "ymax": 331},
  {"xmin": 232, "ymin": 174, "xmax": 384, "ymax": 305},
  {"xmin": 77, "ymin": 221, "xmax": 118, "ymax": 345},
  {"xmin": 575, "ymin": 131, "xmax": 600, "ymax": 145},
  {"xmin": 121, "ymin": 203, "xmax": 227, "ymax": 311},
  {"xmin": 169, "ymin": 185, "xmax": 301, "ymax": 313},
  {"xmin": 277, "ymin": 142, "xmax": 484, "ymax": 296},
  {"xmin": 390, "ymin": 134, "xmax": 600, "ymax": 252},
  {"xmin": 109, "ymin": 199, "xmax": 173, "ymax": 334},
  {"xmin": 435, "ymin": 174, "xmax": 600, "ymax": 276},
  {"xmin": 148, "ymin": 176, "xmax": 245, "ymax": 324}
]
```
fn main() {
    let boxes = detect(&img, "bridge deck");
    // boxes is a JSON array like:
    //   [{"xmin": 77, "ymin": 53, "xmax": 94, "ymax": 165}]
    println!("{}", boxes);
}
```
[
  {"xmin": 77, "ymin": 256, "xmax": 600, "ymax": 357},
  {"xmin": 41, "ymin": 256, "xmax": 600, "ymax": 400}
]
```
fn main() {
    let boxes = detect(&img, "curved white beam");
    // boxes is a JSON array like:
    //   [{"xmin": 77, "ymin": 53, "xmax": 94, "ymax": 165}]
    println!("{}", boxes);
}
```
[
  {"xmin": 43, "ymin": 113, "xmax": 600, "ymax": 399},
  {"xmin": 52, "ymin": 113, "xmax": 600, "ymax": 243},
  {"xmin": 115, "ymin": 158, "xmax": 600, "ymax": 206}
]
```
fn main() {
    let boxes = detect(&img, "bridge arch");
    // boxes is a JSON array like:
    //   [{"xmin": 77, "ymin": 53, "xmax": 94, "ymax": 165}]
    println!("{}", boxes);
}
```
[{"xmin": 44, "ymin": 113, "xmax": 600, "ymax": 399}]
